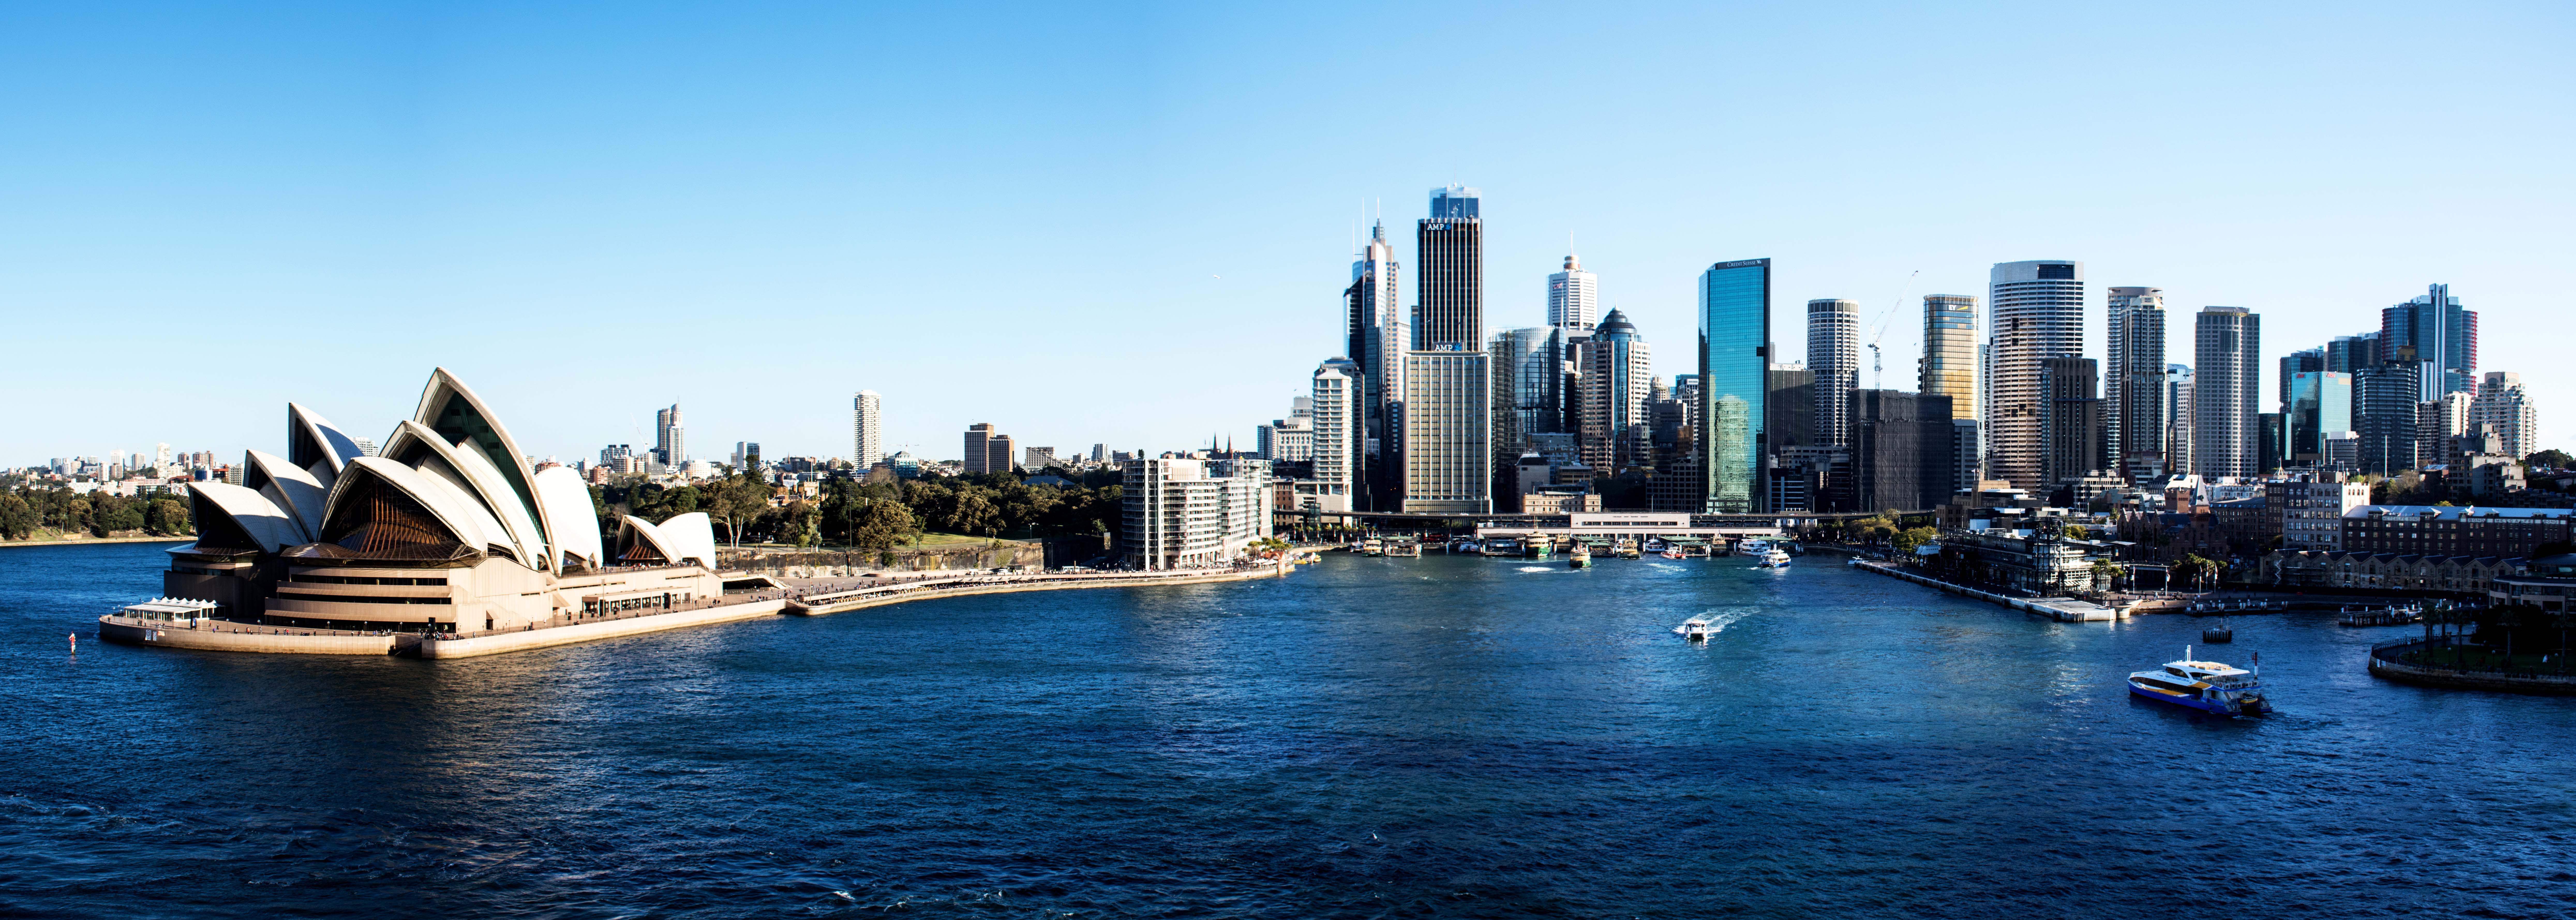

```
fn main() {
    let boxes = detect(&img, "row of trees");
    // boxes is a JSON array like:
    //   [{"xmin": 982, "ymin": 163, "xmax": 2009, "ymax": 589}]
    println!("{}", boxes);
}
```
[
  {"xmin": 0, "ymin": 486, "xmax": 192, "ymax": 540},
  {"xmin": 597, "ymin": 471, "xmax": 1124, "ymax": 550}
]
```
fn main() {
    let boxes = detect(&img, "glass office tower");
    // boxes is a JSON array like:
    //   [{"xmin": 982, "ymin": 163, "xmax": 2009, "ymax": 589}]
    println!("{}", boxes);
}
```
[
  {"xmin": 2284, "ymin": 371, "xmax": 2353, "ymax": 467},
  {"xmin": 1698, "ymin": 259, "xmax": 1771, "ymax": 513}
]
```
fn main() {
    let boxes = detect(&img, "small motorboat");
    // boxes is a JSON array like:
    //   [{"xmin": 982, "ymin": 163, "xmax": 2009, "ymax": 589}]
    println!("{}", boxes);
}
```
[
  {"xmin": 1661, "ymin": 548, "xmax": 1686, "ymax": 559},
  {"xmin": 2129, "ymin": 648, "xmax": 2271, "ymax": 717},
  {"xmin": 1752, "ymin": 548, "xmax": 1793, "ymax": 569},
  {"xmin": 1673, "ymin": 615, "xmax": 1718, "ymax": 641}
]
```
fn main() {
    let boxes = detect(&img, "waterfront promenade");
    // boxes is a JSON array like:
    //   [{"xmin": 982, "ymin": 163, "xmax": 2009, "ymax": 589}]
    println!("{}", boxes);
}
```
[{"xmin": 1852, "ymin": 558, "xmax": 2123, "ymax": 621}]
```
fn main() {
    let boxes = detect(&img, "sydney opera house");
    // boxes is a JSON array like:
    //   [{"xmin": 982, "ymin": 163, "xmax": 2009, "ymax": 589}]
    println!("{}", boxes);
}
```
[{"xmin": 166, "ymin": 368, "xmax": 729, "ymax": 635}]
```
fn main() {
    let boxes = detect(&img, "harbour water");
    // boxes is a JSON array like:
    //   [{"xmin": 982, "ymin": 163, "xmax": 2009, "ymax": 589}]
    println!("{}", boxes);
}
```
[{"xmin": 5, "ymin": 541, "xmax": 2574, "ymax": 917}]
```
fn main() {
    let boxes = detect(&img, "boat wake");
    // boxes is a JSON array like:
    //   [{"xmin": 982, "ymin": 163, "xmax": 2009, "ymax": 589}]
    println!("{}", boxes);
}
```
[
  {"xmin": 1645, "ymin": 562, "xmax": 1682, "ymax": 572},
  {"xmin": 1696, "ymin": 609, "xmax": 1753, "ymax": 633},
  {"xmin": 1515, "ymin": 566, "xmax": 1558, "ymax": 573}
]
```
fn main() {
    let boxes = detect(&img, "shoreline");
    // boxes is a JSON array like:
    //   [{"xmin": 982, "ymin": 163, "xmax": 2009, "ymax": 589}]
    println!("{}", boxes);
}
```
[{"xmin": 2, "ymin": 536, "xmax": 191, "ymax": 549}]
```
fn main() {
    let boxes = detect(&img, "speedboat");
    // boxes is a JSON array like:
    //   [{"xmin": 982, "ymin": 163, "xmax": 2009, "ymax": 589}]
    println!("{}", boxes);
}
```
[
  {"xmin": 1661, "ymin": 547, "xmax": 1686, "ymax": 559},
  {"xmin": 2128, "ymin": 648, "xmax": 2271, "ymax": 717},
  {"xmin": 1673, "ymin": 614, "xmax": 1718, "ymax": 641},
  {"xmin": 1753, "ymin": 548, "xmax": 1792, "ymax": 569}
]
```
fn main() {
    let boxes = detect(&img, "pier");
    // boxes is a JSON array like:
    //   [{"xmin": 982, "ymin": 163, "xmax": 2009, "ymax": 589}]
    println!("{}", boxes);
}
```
[{"xmin": 1853, "ymin": 559, "xmax": 2123, "ymax": 622}]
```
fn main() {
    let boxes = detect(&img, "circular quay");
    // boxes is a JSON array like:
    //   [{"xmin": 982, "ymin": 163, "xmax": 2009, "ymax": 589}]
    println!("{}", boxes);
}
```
[{"xmin": 4, "ymin": 5, "xmax": 2574, "ymax": 920}]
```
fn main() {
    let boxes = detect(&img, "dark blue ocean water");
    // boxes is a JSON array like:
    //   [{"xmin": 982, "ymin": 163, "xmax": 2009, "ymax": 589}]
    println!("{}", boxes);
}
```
[{"xmin": 4, "ymin": 541, "xmax": 2573, "ymax": 918}]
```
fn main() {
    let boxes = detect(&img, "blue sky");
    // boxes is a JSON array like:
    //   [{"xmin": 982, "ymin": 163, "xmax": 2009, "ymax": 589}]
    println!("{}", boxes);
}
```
[{"xmin": 4, "ymin": 1, "xmax": 2569, "ymax": 465}]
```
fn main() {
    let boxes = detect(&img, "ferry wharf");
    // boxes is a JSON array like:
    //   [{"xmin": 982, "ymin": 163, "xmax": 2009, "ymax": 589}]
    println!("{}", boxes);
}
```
[{"xmin": 1853, "ymin": 559, "xmax": 2124, "ymax": 622}]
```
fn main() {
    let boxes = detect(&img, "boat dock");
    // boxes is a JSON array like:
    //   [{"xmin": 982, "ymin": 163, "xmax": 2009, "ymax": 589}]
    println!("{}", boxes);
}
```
[{"xmin": 1854, "ymin": 559, "xmax": 2123, "ymax": 622}]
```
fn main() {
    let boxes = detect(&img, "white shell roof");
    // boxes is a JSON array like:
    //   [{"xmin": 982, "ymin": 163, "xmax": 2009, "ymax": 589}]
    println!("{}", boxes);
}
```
[
  {"xmin": 328, "ymin": 456, "xmax": 506, "ymax": 554},
  {"xmin": 189, "ymin": 482, "xmax": 306, "ymax": 553},
  {"xmin": 534, "ymin": 466, "xmax": 603, "ymax": 571},
  {"xmin": 243, "ymin": 449, "xmax": 327, "ymax": 542}
]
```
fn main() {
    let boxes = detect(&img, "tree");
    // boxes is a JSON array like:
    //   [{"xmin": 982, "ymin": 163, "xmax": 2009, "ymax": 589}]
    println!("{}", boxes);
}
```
[
  {"xmin": 1890, "ymin": 526, "xmax": 1936, "ymax": 555},
  {"xmin": 850, "ymin": 500, "xmax": 918, "ymax": 550},
  {"xmin": 944, "ymin": 490, "xmax": 1002, "ymax": 536},
  {"xmin": 705, "ymin": 474, "xmax": 774, "ymax": 547},
  {"xmin": 144, "ymin": 498, "xmax": 191, "ymax": 536},
  {"xmin": 2528, "ymin": 449, "xmax": 2573, "ymax": 471},
  {"xmin": 0, "ymin": 494, "xmax": 35, "ymax": 540},
  {"xmin": 2063, "ymin": 524, "xmax": 2091, "ymax": 541}
]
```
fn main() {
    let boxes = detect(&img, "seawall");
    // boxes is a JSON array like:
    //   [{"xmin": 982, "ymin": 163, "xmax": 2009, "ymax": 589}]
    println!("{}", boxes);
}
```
[
  {"xmin": 790, "ymin": 565, "xmax": 1284, "ymax": 616},
  {"xmin": 416, "ymin": 599, "xmax": 789, "ymax": 659},
  {"xmin": 717, "ymin": 541, "xmax": 1042, "ymax": 577}
]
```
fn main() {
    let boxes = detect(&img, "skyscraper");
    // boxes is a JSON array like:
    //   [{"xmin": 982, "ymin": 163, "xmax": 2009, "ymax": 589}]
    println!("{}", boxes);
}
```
[
  {"xmin": 2165, "ymin": 364, "xmax": 2196, "ymax": 476},
  {"xmin": 2326, "ymin": 333, "xmax": 2380, "ymax": 374},
  {"xmin": 1851, "ymin": 390, "xmax": 1957, "ymax": 514},
  {"xmin": 1985, "ymin": 261, "xmax": 2085, "ymax": 489},
  {"xmin": 1401, "ymin": 350, "xmax": 1490, "ymax": 513},
  {"xmin": 1489, "ymin": 327, "xmax": 1562, "ymax": 507},
  {"xmin": 1547, "ymin": 253, "xmax": 1599, "ymax": 334},
  {"xmin": 2193, "ymin": 307, "xmax": 2262, "ymax": 478},
  {"xmin": 2284, "ymin": 371, "xmax": 2354, "ymax": 466},
  {"xmin": 2277, "ymin": 348, "xmax": 2324, "ymax": 413},
  {"xmin": 2380, "ymin": 284, "xmax": 2477, "ymax": 399},
  {"xmin": 1414, "ymin": 186, "xmax": 1483, "ymax": 350},
  {"xmin": 1307, "ymin": 359, "xmax": 1359, "ymax": 512},
  {"xmin": 1698, "ymin": 259, "xmax": 1772, "ymax": 513},
  {"xmin": 963, "ymin": 423, "xmax": 997, "ymax": 474},
  {"xmin": 1345, "ymin": 220, "xmax": 1405, "ymax": 507},
  {"xmin": 851, "ymin": 390, "xmax": 882, "ymax": 466},
  {"xmin": 1806, "ymin": 299, "xmax": 1862, "ymax": 447},
  {"xmin": 2355, "ymin": 363, "xmax": 2423, "ymax": 474},
  {"xmin": 1400, "ymin": 187, "xmax": 1490, "ymax": 513},
  {"xmin": 655, "ymin": 405, "xmax": 686, "ymax": 466},
  {"xmin": 2471, "ymin": 371, "xmax": 2538, "ymax": 460},
  {"xmin": 2105, "ymin": 286, "xmax": 2167, "ymax": 480},
  {"xmin": 1919, "ymin": 294, "xmax": 1977, "ymax": 422},
  {"xmin": 1575, "ymin": 310, "xmax": 1654, "ymax": 472},
  {"xmin": 2040, "ymin": 356, "xmax": 2104, "ymax": 487}
]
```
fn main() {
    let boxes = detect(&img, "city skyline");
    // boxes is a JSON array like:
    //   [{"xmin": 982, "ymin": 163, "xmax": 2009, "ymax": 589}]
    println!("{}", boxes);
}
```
[{"xmin": 4, "ymin": 4, "xmax": 2570, "ymax": 463}]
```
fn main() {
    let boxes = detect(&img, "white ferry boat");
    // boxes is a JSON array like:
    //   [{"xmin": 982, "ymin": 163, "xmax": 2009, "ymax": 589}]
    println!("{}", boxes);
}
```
[
  {"xmin": 2128, "ymin": 648, "xmax": 2271, "ymax": 717},
  {"xmin": 1673, "ymin": 614, "xmax": 1718, "ymax": 641},
  {"xmin": 1752, "ymin": 548, "xmax": 1792, "ymax": 569},
  {"xmin": 1735, "ymin": 539, "xmax": 1773, "ymax": 557},
  {"xmin": 1360, "ymin": 538, "xmax": 1384, "ymax": 557}
]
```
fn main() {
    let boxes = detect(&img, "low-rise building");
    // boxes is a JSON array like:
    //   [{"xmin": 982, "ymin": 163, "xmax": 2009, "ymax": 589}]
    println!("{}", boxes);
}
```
[
  {"xmin": 1925, "ymin": 526, "xmax": 2113, "ymax": 596},
  {"xmin": 2269, "ymin": 550, "xmax": 2522, "ymax": 596},
  {"xmin": 2488, "ymin": 553, "xmax": 2576, "ymax": 612},
  {"xmin": 2271, "ymin": 475, "xmax": 2371, "ymax": 551},
  {"xmin": 2342, "ymin": 505, "xmax": 2575, "ymax": 557}
]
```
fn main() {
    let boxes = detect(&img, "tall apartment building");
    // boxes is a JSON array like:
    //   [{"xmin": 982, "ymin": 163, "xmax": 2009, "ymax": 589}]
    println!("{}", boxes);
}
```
[
  {"xmin": 851, "ymin": 390, "xmax": 883, "ymax": 467},
  {"xmin": 1547, "ymin": 253, "xmax": 1599, "ymax": 334},
  {"xmin": 1699, "ymin": 259, "xmax": 1772, "ymax": 513},
  {"xmin": 1305, "ymin": 359, "xmax": 1361, "ymax": 513},
  {"xmin": 655, "ymin": 404, "xmax": 686, "ymax": 466},
  {"xmin": 1121, "ymin": 457, "xmax": 1274, "ymax": 570},
  {"xmin": 2472, "ymin": 371, "xmax": 2538, "ymax": 459},
  {"xmin": 2194, "ymin": 307, "xmax": 2262, "ymax": 478},
  {"xmin": 1920, "ymin": 294, "xmax": 1977, "ymax": 423},
  {"xmin": 1401, "ymin": 350, "xmax": 1491, "ymax": 513},
  {"xmin": 1344, "ymin": 219, "xmax": 1405, "ymax": 506},
  {"xmin": 1806, "ymin": 299, "xmax": 1862, "ymax": 447},
  {"xmin": 2417, "ymin": 391, "xmax": 2473, "ymax": 463},
  {"xmin": 2105, "ymin": 286, "xmax": 2166, "ymax": 480},
  {"xmin": 962, "ymin": 423, "xmax": 1001, "ymax": 474},
  {"xmin": 2381, "ymin": 283, "xmax": 2477, "ymax": 399},
  {"xmin": 2040, "ymin": 356, "xmax": 2104, "ymax": 487},
  {"xmin": 2164, "ymin": 364, "xmax": 2196, "ymax": 476},
  {"xmin": 1985, "ymin": 261, "xmax": 2085, "ymax": 489}
]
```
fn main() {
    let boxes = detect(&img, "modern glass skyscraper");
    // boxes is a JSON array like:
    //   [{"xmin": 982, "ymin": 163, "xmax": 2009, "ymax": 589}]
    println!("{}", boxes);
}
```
[
  {"xmin": 2164, "ymin": 364, "xmax": 2196, "ymax": 476},
  {"xmin": 1343, "ymin": 220, "xmax": 1404, "ymax": 509},
  {"xmin": 2193, "ymin": 307, "xmax": 2262, "ymax": 478},
  {"xmin": 2278, "ymin": 348, "xmax": 2324, "ymax": 412},
  {"xmin": 1919, "ymin": 294, "xmax": 1977, "ymax": 423},
  {"xmin": 851, "ymin": 390, "xmax": 882, "ymax": 466},
  {"xmin": 1414, "ymin": 186, "xmax": 1483, "ymax": 350},
  {"xmin": 2284, "ymin": 371, "xmax": 2353, "ymax": 466},
  {"xmin": 2380, "ymin": 284, "xmax": 2477, "ymax": 399},
  {"xmin": 2105, "ymin": 286, "xmax": 2166, "ymax": 478},
  {"xmin": 1806, "ymin": 299, "xmax": 1861, "ymax": 448},
  {"xmin": 1985, "ymin": 261, "xmax": 2085, "ymax": 489},
  {"xmin": 1698, "ymin": 259, "xmax": 1771, "ymax": 513},
  {"xmin": 1489, "ymin": 326, "xmax": 1562, "ymax": 506},
  {"xmin": 655, "ymin": 404, "xmax": 686, "ymax": 466},
  {"xmin": 1546, "ymin": 253, "xmax": 1599, "ymax": 334}
]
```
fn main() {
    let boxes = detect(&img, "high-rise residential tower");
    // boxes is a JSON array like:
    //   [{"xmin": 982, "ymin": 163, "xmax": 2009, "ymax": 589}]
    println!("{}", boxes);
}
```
[
  {"xmin": 2193, "ymin": 307, "xmax": 2262, "ymax": 478},
  {"xmin": 852, "ymin": 390, "xmax": 882, "ymax": 466},
  {"xmin": 2105, "ymin": 286, "xmax": 2167, "ymax": 480},
  {"xmin": 1345, "ymin": 220, "xmax": 1405, "ymax": 508},
  {"xmin": 1806, "ymin": 299, "xmax": 1862, "ymax": 447},
  {"xmin": 2165, "ymin": 364, "xmax": 2196, "ymax": 476},
  {"xmin": 1698, "ymin": 259, "xmax": 1772, "ymax": 513},
  {"xmin": 655, "ymin": 405, "xmax": 686, "ymax": 466},
  {"xmin": 2472, "ymin": 371, "xmax": 2538, "ymax": 459},
  {"xmin": 1414, "ymin": 186, "xmax": 1483, "ymax": 350},
  {"xmin": 1985, "ymin": 261, "xmax": 2085, "ymax": 489},
  {"xmin": 1920, "ymin": 294, "xmax": 1977, "ymax": 422},
  {"xmin": 1547, "ymin": 253, "xmax": 1599, "ymax": 335},
  {"xmin": 2381, "ymin": 284, "xmax": 2477, "ymax": 399},
  {"xmin": 1306, "ymin": 359, "xmax": 1360, "ymax": 513}
]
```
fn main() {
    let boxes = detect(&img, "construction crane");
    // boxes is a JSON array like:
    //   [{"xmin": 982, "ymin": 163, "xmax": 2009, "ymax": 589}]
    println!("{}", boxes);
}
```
[{"xmin": 1864, "ymin": 270, "xmax": 1920, "ymax": 390}]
